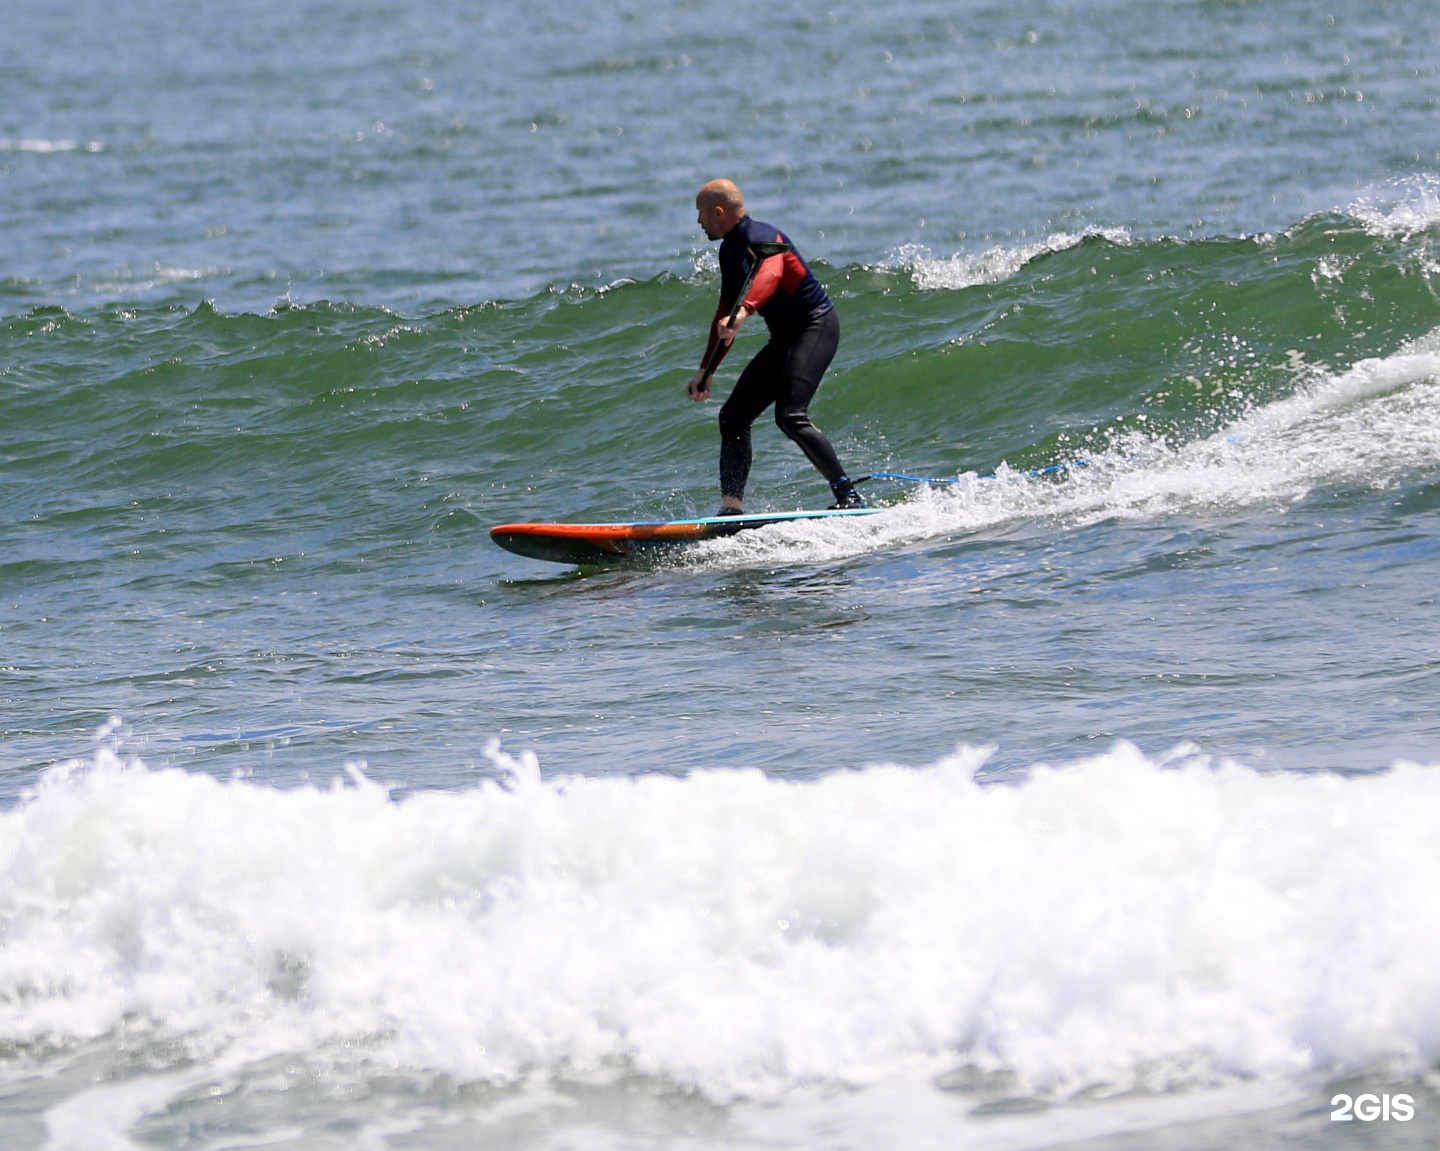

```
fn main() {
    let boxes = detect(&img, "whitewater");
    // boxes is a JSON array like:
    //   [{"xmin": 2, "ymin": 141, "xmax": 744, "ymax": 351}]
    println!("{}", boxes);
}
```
[{"xmin": 6, "ymin": 737, "xmax": 1440, "ymax": 1149}]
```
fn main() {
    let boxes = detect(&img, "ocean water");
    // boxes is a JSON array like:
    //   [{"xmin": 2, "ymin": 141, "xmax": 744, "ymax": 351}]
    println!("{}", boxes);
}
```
[{"xmin": 4, "ymin": 1, "xmax": 1440, "ymax": 1148}]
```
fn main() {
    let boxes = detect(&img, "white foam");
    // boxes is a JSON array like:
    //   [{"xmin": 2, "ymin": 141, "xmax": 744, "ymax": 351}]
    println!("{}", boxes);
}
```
[
  {"xmin": 683, "ymin": 327, "xmax": 1440, "ymax": 569},
  {"xmin": 721, "ymin": 1073, "xmax": 1311, "ymax": 1151},
  {"xmin": 3, "ymin": 741, "xmax": 1440, "ymax": 1112},
  {"xmin": 893, "ymin": 229, "xmax": 1131, "ymax": 292},
  {"xmin": 0, "ymin": 138, "xmax": 102, "ymax": 154},
  {"xmin": 43, "ymin": 1072, "xmax": 210, "ymax": 1151},
  {"xmin": 1347, "ymin": 174, "xmax": 1440, "ymax": 239}
]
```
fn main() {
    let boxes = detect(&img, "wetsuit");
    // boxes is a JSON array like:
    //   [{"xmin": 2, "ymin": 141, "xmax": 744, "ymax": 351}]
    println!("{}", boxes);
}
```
[{"xmin": 701, "ymin": 216, "xmax": 852, "ymax": 504}]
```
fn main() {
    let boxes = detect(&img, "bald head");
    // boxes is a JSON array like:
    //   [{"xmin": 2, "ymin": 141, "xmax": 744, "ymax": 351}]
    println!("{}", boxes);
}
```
[
  {"xmin": 696, "ymin": 179, "xmax": 746, "ymax": 240},
  {"xmin": 697, "ymin": 179, "xmax": 745, "ymax": 213}
]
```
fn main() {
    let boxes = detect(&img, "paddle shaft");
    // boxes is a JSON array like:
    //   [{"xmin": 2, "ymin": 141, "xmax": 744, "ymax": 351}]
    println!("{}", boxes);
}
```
[{"xmin": 698, "ymin": 240, "xmax": 793, "ymax": 380}]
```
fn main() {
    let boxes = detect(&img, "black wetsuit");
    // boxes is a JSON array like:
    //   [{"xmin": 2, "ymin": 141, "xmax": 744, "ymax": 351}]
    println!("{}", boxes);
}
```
[{"xmin": 701, "ymin": 216, "xmax": 849, "ymax": 503}]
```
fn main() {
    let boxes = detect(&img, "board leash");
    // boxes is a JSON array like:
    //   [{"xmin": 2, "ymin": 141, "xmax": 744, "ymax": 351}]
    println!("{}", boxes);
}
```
[{"xmin": 855, "ymin": 459, "xmax": 1089, "ymax": 486}]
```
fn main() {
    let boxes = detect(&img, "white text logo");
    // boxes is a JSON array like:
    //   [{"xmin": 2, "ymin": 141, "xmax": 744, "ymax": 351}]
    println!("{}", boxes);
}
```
[{"xmin": 1330, "ymin": 1094, "xmax": 1414, "ymax": 1122}]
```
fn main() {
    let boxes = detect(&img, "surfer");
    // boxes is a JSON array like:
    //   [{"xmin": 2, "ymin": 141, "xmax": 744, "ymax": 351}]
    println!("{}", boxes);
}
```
[{"xmin": 687, "ymin": 179, "xmax": 864, "ymax": 515}]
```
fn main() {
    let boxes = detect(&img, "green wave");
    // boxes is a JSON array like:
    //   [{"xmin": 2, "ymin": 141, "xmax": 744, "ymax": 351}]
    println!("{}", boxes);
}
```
[{"xmin": 4, "ymin": 216, "xmax": 1438, "ymax": 540}]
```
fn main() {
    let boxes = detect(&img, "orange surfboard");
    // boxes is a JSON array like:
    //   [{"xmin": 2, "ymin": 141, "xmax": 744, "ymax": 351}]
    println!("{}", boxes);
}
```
[{"xmin": 490, "ymin": 508, "xmax": 881, "ymax": 565}]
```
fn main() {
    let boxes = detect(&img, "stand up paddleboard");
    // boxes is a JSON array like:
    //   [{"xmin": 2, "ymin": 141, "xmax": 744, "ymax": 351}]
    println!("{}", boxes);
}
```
[{"xmin": 490, "ymin": 507, "xmax": 882, "ymax": 565}]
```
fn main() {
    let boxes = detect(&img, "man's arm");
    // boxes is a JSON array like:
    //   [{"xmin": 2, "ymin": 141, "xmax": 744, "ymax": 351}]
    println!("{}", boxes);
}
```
[{"xmin": 687, "ymin": 298, "xmax": 748, "ymax": 400}]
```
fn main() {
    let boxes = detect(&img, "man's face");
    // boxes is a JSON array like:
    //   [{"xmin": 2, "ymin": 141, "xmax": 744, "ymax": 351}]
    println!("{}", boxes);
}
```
[{"xmin": 697, "ymin": 198, "xmax": 737, "ymax": 240}]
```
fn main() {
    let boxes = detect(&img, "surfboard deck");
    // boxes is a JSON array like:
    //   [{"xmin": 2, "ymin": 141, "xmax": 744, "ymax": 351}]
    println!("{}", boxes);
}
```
[{"xmin": 490, "ymin": 507, "xmax": 882, "ymax": 565}]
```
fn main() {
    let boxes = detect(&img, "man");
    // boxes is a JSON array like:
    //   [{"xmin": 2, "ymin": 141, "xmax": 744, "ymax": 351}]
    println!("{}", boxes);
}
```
[{"xmin": 687, "ymin": 179, "xmax": 864, "ymax": 515}]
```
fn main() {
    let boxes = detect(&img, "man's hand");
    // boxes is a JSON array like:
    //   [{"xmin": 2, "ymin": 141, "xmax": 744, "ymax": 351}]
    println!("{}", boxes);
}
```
[
  {"xmin": 687, "ymin": 370, "xmax": 712, "ymax": 401},
  {"xmin": 716, "ymin": 305, "xmax": 750, "ymax": 346}
]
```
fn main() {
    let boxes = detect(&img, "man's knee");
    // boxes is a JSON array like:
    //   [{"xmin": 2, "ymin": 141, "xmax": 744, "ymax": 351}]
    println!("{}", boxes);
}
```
[{"xmin": 775, "ymin": 405, "xmax": 810, "ymax": 439}]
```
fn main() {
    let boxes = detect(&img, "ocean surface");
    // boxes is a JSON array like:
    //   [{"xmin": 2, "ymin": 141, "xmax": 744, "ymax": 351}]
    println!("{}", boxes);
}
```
[{"xmin": 5, "ymin": 1, "xmax": 1440, "ymax": 1148}]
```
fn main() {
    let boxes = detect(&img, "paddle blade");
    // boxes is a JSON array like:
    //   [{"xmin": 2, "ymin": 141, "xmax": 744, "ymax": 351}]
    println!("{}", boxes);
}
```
[{"xmin": 747, "ymin": 240, "xmax": 794, "ymax": 260}]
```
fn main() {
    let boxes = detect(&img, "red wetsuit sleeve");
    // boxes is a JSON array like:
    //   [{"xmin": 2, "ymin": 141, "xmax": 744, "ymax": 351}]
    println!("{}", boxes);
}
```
[
  {"xmin": 701, "ymin": 246, "xmax": 796, "ymax": 372},
  {"xmin": 742, "ymin": 253, "xmax": 785, "ymax": 312}
]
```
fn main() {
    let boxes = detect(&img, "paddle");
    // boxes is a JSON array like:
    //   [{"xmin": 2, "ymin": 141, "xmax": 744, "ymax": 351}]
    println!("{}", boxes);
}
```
[{"xmin": 697, "ymin": 239, "xmax": 794, "ymax": 383}]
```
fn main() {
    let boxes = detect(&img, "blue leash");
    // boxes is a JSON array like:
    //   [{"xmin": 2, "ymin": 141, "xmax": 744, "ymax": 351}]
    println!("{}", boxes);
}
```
[{"xmin": 857, "ymin": 459, "xmax": 1088, "ymax": 485}]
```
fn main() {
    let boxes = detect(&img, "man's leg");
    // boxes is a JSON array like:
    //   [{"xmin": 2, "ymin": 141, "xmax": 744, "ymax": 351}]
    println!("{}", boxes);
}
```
[
  {"xmin": 718, "ymin": 342, "xmax": 785, "ymax": 505},
  {"xmin": 771, "ymin": 309, "xmax": 859, "ymax": 504}
]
